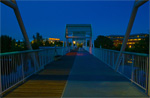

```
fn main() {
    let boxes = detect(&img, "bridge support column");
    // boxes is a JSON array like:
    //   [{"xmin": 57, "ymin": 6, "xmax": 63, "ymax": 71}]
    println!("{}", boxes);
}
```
[{"xmin": 89, "ymin": 37, "xmax": 92, "ymax": 54}]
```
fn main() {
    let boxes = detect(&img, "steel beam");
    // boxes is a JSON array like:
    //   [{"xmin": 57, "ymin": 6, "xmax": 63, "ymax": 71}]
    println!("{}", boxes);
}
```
[
  {"xmin": 13, "ymin": 8, "xmax": 33, "ymax": 50},
  {"xmin": 1, "ymin": 0, "xmax": 32, "ymax": 50},
  {"xmin": 135, "ymin": 0, "xmax": 148, "ymax": 8},
  {"xmin": 115, "ymin": 0, "xmax": 148, "ymax": 69},
  {"xmin": 1, "ymin": 0, "xmax": 17, "ymax": 9}
]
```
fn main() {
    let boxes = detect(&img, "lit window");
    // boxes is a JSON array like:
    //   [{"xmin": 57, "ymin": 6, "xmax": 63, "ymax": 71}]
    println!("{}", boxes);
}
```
[
  {"xmin": 137, "ymin": 35, "xmax": 139, "ymax": 37},
  {"xmin": 134, "ymin": 39, "xmax": 137, "ymax": 41},
  {"xmin": 129, "ymin": 39, "xmax": 133, "ymax": 41},
  {"xmin": 138, "ymin": 38, "xmax": 141, "ymax": 40},
  {"xmin": 73, "ymin": 41, "xmax": 76, "ymax": 44},
  {"xmin": 129, "ymin": 42, "xmax": 132, "ymax": 44},
  {"xmin": 129, "ymin": 45, "xmax": 132, "ymax": 48}
]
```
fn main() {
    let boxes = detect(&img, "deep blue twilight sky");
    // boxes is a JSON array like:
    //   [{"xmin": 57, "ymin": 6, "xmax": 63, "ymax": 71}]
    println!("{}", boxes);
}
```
[{"xmin": 1, "ymin": 1, "xmax": 149, "ymax": 41}]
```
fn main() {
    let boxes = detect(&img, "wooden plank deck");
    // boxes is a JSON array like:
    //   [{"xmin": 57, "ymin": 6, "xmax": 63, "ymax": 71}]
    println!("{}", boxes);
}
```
[
  {"xmin": 3, "ymin": 49, "xmax": 148, "ymax": 97},
  {"xmin": 3, "ymin": 51, "xmax": 77, "ymax": 97}
]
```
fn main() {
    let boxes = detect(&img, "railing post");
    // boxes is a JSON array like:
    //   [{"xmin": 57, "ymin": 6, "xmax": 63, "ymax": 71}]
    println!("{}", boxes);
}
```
[
  {"xmin": 131, "ymin": 55, "xmax": 134, "ymax": 82},
  {"xmin": 112, "ymin": 52, "xmax": 114, "ymax": 69},
  {"xmin": 62, "ymin": 47, "xmax": 64, "ymax": 56},
  {"xmin": 21, "ymin": 54, "xmax": 25, "ymax": 83},
  {"xmin": 147, "ymin": 57, "xmax": 150, "ymax": 96},
  {"xmin": 102, "ymin": 49, "xmax": 104, "ymax": 61},
  {"xmin": 109, "ymin": 51, "xmax": 110, "ymax": 66},
  {"xmin": 122, "ymin": 54, "xmax": 125, "ymax": 73},
  {"xmin": 0, "ymin": 56, "xmax": 2, "ymax": 97},
  {"xmin": 106, "ymin": 50, "xmax": 107, "ymax": 63},
  {"xmin": 33, "ymin": 53, "xmax": 37, "ymax": 73}
]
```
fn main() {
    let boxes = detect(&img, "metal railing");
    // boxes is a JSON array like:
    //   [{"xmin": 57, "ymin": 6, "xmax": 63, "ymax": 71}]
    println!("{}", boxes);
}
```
[
  {"xmin": 0, "ymin": 47, "xmax": 70, "ymax": 95},
  {"xmin": 85, "ymin": 47, "xmax": 149, "ymax": 94}
]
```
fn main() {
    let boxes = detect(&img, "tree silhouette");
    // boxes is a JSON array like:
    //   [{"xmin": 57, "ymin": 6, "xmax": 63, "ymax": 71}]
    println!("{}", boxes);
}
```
[
  {"xmin": 94, "ymin": 35, "xmax": 113, "ymax": 49},
  {"xmin": 133, "ymin": 36, "xmax": 149, "ymax": 54},
  {"xmin": 32, "ymin": 32, "xmax": 43, "ymax": 49}
]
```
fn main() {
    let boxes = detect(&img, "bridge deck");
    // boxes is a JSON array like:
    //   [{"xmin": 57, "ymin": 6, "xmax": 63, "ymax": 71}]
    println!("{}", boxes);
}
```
[{"xmin": 4, "ymin": 49, "xmax": 147, "ymax": 97}]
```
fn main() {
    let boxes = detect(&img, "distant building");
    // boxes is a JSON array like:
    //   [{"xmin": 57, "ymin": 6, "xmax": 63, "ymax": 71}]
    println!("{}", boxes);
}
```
[
  {"xmin": 32, "ymin": 38, "xmax": 61, "ymax": 45},
  {"xmin": 106, "ymin": 33, "xmax": 148, "ymax": 48},
  {"xmin": 65, "ymin": 24, "xmax": 92, "ymax": 48}
]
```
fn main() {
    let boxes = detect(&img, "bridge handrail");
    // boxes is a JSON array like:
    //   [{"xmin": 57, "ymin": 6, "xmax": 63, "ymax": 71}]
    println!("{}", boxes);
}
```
[
  {"xmin": 95, "ymin": 48, "xmax": 148, "ymax": 57},
  {"xmin": 84, "ymin": 46, "xmax": 149, "ymax": 94},
  {"xmin": 0, "ymin": 47, "xmax": 63, "ymax": 56},
  {"xmin": 0, "ymin": 47, "xmax": 70, "ymax": 95}
]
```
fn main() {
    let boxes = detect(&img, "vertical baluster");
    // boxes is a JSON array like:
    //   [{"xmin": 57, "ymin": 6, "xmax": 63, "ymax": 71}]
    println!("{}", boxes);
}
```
[
  {"xmin": 13, "ymin": 55, "xmax": 15, "ymax": 85},
  {"xmin": 4, "ymin": 56, "xmax": 6, "ymax": 90},
  {"xmin": 0, "ymin": 56, "xmax": 2, "ymax": 96},
  {"xmin": 42, "ymin": 51, "xmax": 44, "ymax": 66},
  {"xmin": 109, "ymin": 51, "xmax": 112, "ymax": 67},
  {"xmin": 8, "ymin": 55, "xmax": 11, "ymax": 88},
  {"xmin": 39, "ymin": 52, "xmax": 41, "ymax": 68},
  {"xmin": 131, "ymin": 55, "xmax": 134, "ymax": 82},
  {"xmin": 145, "ymin": 57, "xmax": 147, "ymax": 93},
  {"xmin": 147, "ymin": 57, "xmax": 150, "ymax": 96},
  {"xmin": 15, "ymin": 55, "xmax": 17, "ymax": 85},
  {"xmin": 103, "ymin": 49, "xmax": 104, "ymax": 62},
  {"xmin": 1, "ymin": 56, "xmax": 4, "ymax": 92},
  {"xmin": 21, "ymin": 54, "xmax": 24, "ymax": 83},
  {"xmin": 138, "ymin": 56, "xmax": 140, "ymax": 84},
  {"xmin": 10, "ymin": 55, "xmax": 12, "ymax": 86},
  {"xmin": 2, "ymin": 56, "xmax": 4, "ymax": 91},
  {"xmin": 16, "ymin": 54, "xmax": 18, "ymax": 83},
  {"xmin": 142, "ymin": 57, "xmax": 144, "ymax": 87},
  {"xmin": 112, "ymin": 52, "xmax": 114, "ymax": 69},
  {"xmin": 6, "ymin": 56, "xmax": 9, "ymax": 89},
  {"xmin": 18, "ymin": 54, "xmax": 20, "ymax": 82},
  {"xmin": 122, "ymin": 54, "xmax": 124, "ymax": 73}
]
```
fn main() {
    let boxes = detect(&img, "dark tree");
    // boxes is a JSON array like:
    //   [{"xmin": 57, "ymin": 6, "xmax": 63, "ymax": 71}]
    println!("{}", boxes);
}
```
[
  {"xmin": 94, "ymin": 35, "xmax": 114, "ymax": 49},
  {"xmin": 45, "ymin": 39, "xmax": 50, "ymax": 46},
  {"xmin": 32, "ymin": 32, "xmax": 43, "ymax": 49},
  {"xmin": 133, "ymin": 36, "xmax": 149, "ymax": 54},
  {"xmin": 0, "ymin": 35, "xmax": 13, "ymax": 53}
]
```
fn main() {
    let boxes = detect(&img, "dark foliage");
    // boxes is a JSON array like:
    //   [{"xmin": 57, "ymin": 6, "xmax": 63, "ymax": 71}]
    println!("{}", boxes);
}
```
[{"xmin": 94, "ymin": 35, "xmax": 114, "ymax": 49}]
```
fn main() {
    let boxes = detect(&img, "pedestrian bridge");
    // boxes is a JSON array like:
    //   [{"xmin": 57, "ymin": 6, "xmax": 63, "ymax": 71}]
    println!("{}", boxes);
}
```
[{"xmin": 0, "ymin": 47, "xmax": 149, "ymax": 97}]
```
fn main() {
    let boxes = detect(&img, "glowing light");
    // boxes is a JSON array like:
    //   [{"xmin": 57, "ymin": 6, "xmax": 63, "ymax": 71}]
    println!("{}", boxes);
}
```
[
  {"xmin": 127, "ymin": 61, "xmax": 132, "ymax": 63},
  {"xmin": 129, "ymin": 42, "xmax": 132, "ymax": 44},
  {"xmin": 49, "ymin": 38, "xmax": 60, "ymax": 41},
  {"xmin": 129, "ymin": 45, "xmax": 132, "ymax": 48},
  {"xmin": 137, "ymin": 35, "xmax": 139, "ymax": 37},
  {"xmin": 66, "ymin": 52, "xmax": 77, "ymax": 56},
  {"xmin": 31, "ymin": 41, "xmax": 34, "ymax": 44},
  {"xmin": 77, "ymin": 53, "xmax": 84, "ymax": 56},
  {"xmin": 134, "ymin": 39, "xmax": 138, "ymax": 41},
  {"xmin": 73, "ymin": 41, "xmax": 76, "ymax": 44}
]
